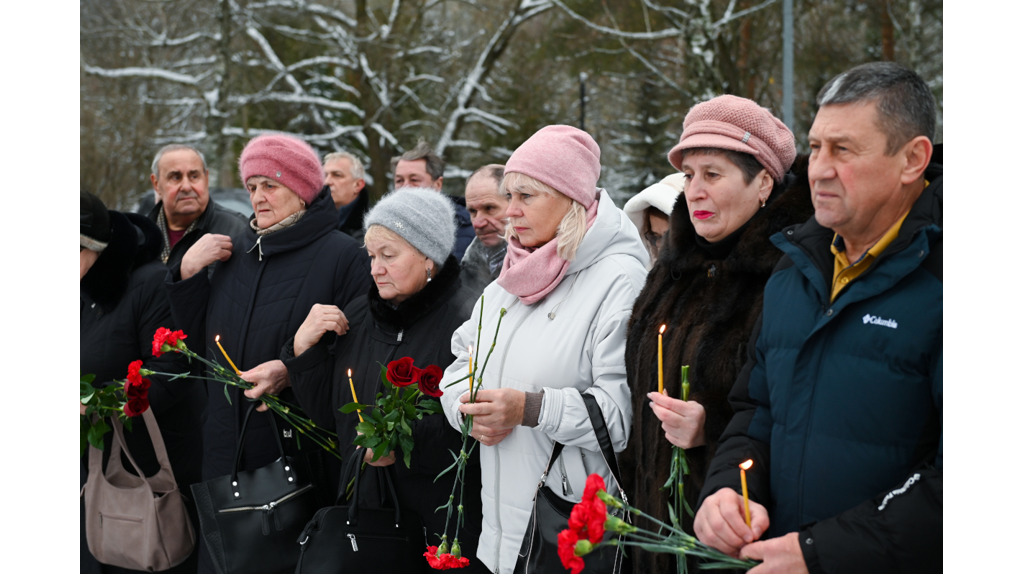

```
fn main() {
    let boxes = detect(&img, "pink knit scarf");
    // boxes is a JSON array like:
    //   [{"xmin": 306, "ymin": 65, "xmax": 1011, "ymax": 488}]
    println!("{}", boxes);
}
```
[{"xmin": 497, "ymin": 197, "xmax": 600, "ymax": 305}]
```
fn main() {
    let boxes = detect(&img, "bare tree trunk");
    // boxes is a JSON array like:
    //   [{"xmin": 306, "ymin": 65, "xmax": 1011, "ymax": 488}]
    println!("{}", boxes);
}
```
[
  {"xmin": 880, "ymin": 0, "xmax": 895, "ymax": 61},
  {"xmin": 207, "ymin": 0, "xmax": 233, "ymax": 187}
]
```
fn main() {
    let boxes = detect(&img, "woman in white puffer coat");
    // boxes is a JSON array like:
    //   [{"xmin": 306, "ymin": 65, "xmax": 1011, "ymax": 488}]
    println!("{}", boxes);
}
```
[{"xmin": 440, "ymin": 125, "xmax": 649, "ymax": 574}]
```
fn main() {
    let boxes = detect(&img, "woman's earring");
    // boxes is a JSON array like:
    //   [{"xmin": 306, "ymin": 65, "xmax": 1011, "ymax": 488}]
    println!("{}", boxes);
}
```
[
  {"xmin": 426, "ymin": 267, "xmax": 432, "ymax": 283},
  {"xmin": 760, "ymin": 197, "xmax": 766, "ymax": 208}
]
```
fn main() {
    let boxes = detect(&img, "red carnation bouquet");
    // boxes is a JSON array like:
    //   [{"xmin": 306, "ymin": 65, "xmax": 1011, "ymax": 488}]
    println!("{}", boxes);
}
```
[
  {"xmin": 80, "ymin": 360, "xmax": 153, "ymax": 456},
  {"xmin": 558, "ymin": 474, "xmax": 756, "ymax": 574},
  {"xmin": 341, "ymin": 357, "xmax": 445, "ymax": 468}
]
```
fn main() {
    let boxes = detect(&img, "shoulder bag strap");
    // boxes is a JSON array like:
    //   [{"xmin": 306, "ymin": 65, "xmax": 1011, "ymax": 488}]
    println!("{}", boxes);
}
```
[
  {"xmin": 581, "ymin": 393, "xmax": 624, "ymax": 499},
  {"xmin": 231, "ymin": 401, "xmax": 286, "ymax": 483}
]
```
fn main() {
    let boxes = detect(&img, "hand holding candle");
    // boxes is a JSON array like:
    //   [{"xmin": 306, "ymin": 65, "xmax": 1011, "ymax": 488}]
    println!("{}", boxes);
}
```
[{"xmin": 739, "ymin": 459, "xmax": 753, "ymax": 528}]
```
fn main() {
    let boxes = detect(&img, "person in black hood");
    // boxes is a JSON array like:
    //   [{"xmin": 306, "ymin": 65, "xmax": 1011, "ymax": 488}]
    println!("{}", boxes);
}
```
[
  {"xmin": 282, "ymin": 186, "xmax": 486, "ymax": 573},
  {"xmin": 81, "ymin": 191, "xmax": 203, "ymax": 574},
  {"xmin": 164, "ymin": 134, "xmax": 371, "ymax": 574}
]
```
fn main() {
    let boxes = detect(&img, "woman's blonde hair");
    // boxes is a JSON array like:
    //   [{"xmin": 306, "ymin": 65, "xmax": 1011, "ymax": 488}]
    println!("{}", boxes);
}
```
[{"xmin": 500, "ymin": 172, "xmax": 588, "ymax": 261}]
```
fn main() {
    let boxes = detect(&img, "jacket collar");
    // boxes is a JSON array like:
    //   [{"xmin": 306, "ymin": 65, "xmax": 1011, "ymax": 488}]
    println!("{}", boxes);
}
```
[
  {"xmin": 776, "ymin": 160, "xmax": 943, "ymax": 290},
  {"xmin": 367, "ymin": 254, "xmax": 462, "ymax": 330},
  {"xmin": 243, "ymin": 187, "xmax": 338, "ymax": 259},
  {"xmin": 147, "ymin": 195, "xmax": 221, "ymax": 235}
]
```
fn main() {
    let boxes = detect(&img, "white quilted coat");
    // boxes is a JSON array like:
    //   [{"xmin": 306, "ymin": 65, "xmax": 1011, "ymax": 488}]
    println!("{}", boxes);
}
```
[{"xmin": 441, "ymin": 190, "xmax": 649, "ymax": 573}]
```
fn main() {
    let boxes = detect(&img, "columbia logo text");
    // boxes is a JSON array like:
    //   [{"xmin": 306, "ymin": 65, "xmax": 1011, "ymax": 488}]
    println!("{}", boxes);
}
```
[{"xmin": 862, "ymin": 314, "xmax": 898, "ymax": 329}]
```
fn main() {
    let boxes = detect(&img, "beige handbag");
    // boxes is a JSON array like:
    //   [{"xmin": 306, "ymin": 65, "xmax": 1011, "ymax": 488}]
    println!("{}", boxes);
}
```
[{"xmin": 83, "ymin": 409, "xmax": 195, "ymax": 571}]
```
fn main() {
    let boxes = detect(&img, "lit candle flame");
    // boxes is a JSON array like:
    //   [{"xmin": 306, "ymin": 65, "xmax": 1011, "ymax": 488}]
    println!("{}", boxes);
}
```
[
  {"xmin": 348, "ymin": 368, "xmax": 352, "ymax": 377},
  {"xmin": 215, "ymin": 335, "xmax": 220, "ymax": 342},
  {"xmin": 659, "ymin": 324, "xmax": 667, "ymax": 334},
  {"xmin": 740, "ymin": 459, "xmax": 753, "ymax": 470}
]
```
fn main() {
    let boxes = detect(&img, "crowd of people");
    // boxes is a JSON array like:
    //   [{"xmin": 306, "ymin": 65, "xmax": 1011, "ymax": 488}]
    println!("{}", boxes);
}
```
[{"xmin": 81, "ymin": 60, "xmax": 942, "ymax": 574}]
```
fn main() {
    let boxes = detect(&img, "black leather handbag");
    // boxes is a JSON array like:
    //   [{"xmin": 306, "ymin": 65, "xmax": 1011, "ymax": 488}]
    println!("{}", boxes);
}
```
[
  {"xmin": 513, "ymin": 393, "xmax": 629, "ymax": 574},
  {"xmin": 294, "ymin": 447, "xmax": 429, "ymax": 574},
  {"xmin": 191, "ymin": 402, "xmax": 326, "ymax": 574}
]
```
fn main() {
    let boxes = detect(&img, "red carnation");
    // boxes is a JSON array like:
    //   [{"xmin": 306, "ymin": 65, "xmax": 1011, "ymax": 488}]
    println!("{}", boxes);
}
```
[
  {"xmin": 557, "ymin": 529, "xmax": 585, "ymax": 574},
  {"xmin": 418, "ymin": 365, "xmax": 444, "ymax": 398},
  {"xmin": 423, "ymin": 547, "xmax": 470, "ymax": 570},
  {"xmin": 152, "ymin": 327, "xmax": 188, "ymax": 357},
  {"xmin": 123, "ymin": 396, "xmax": 150, "ymax": 417},
  {"xmin": 386, "ymin": 357, "xmax": 421, "ymax": 387},
  {"xmin": 127, "ymin": 360, "xmax": 144, "ymax": 387}
]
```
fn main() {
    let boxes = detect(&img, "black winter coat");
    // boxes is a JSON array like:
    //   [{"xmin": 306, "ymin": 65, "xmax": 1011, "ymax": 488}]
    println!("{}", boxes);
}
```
[
  {"xmin": 165, "ymin": 187, "xmax": 371, "ymax": 483},
  {"xmin": 699, "ymin": 159, "xmax": 942, "ymax": 574},
  {"xmin": 147, "ymin": 199, "xmax": 249, "ymax": 268},
  {"xmin": 282, "ymin": 256, "xmax": 487, "ymax": 574},
  {"xmin": 620, "ymin": 157, "xmax": 814, "ymax": 574},
  {"xmin": 81, "ymin": 211, "xmax": 203, "ymax": 574}
]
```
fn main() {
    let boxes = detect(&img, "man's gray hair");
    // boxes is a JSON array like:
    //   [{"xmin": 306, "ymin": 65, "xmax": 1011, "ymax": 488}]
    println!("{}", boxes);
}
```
[
  {"xmin": 324, "ymin": 151, "xmax": 366, "ymax": 180},
  {"xmin": 816, "ymin": 61, "xmax": 936, "ymax": 155},
  {"xmin": 469, "ymin": 164, "xmax": 505, "ymax": 188},
  {"xmin": 151, "ymin": 144, "xmax": 208, "ymax": 179},
  {"xmin": 390, "ymin": 140, "xmax": 445, "ymax": 181}
]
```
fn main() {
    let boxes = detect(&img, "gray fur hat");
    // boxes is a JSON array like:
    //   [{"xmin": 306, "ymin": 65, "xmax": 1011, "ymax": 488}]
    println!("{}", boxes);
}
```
[{"xmin": 363, "ymin": 186, "xmax": 456, "ymax": 264}]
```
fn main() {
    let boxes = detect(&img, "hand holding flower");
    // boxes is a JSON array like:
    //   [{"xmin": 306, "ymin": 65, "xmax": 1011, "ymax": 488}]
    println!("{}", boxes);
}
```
[{"xmin": 242, "ymin": 360, "xmax": 291, "ymax": 412}]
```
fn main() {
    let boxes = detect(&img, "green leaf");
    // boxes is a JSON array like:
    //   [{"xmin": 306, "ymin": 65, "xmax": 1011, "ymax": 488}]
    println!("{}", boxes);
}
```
[
  {"xmin": 403, "ymin": 447, "xmax": 412, "ymax": 469},
  {"xmin": 87, "ymin": 418, "xmax": 110, "ymax": 451},
  {"xmin": 379, "ymin": 364, "xmax": 392, "ymax": 388},
  {"xmin": 340, "ymin": 402, "xmax": 368, "ymax": 414},
  {"xmin": 122, "ymin": 416, "xmax": 133, "ymax": 433},
  {"xmin": 419, "ymin": 399, "xmax": 443, "ymax": 415},
  {"xmin": 384, "ymin": 408, "xmax": 401, "ymax": 422},
  {"xmin": 399, "ymin": 417, "xmax": 412, "ymax": 435},
  {"xmin": 80, "ymin": 372, "xmax": 96, "ymax": 384},
  {"xmin": 402, "ymin": 402, "xmax": 417, "ymax": 418},
  {"xmin": 355, "ymin": 421, "xmax": 377, "ymax": 437},
  {"xmin": 223, "ymin": 384, "xmax": 232, "ymax": 405}
]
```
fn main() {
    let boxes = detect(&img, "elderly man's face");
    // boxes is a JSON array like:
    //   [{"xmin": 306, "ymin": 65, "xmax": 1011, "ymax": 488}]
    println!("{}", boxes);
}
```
[
  {"xmin": 807, "ymin": 101, "xmax": 910, "ymax": 239},
  {"xmin": 465, "ymin": 174, "xmax": 509, "ymax": 248},
  {"xmin": 395, "ymin": 159, "xmax": 442, "ymax": 190},
  {"xmin": 324, "ymin": 157, "xmax": 365, "ymax": 209},
  {"xmin": 151, "ymin": 149, "xmax": 210, "ymax": 228}
]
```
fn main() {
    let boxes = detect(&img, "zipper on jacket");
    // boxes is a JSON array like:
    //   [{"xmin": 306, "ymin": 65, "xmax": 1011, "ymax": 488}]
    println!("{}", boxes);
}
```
[{"xmin": 493, "ymin": 301, "xmax": 526, "ymax": 572}]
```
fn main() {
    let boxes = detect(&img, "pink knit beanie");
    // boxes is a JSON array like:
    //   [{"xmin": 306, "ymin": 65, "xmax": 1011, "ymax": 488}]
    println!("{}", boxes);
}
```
[
  {"xmin": 505, "ymin": 125, "xmax": 601, "ymax": 209},
  {"xmin": 667, "ymin": 95, "xmax": 796, "ymax": 182},
  {"xmin": 239, "ymin": 134, "xmax": 325, "ymax": 205}
]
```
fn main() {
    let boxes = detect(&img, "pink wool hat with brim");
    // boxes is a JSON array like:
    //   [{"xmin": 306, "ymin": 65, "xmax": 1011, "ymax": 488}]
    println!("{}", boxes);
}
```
[
  {"xmin": 667, "ymin": 95, "xmax": 796, "ymax": 183},
  {"xmin": 505, "ymin": 125, "xmax": 601, "ymax": 208},
  {"xmin": 239, "ymin": 133, "xmax": 325, "ymax": 205}
]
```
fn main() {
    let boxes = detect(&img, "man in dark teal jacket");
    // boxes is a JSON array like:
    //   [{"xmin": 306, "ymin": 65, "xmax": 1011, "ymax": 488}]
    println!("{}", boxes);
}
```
[{"xmin": 694, "ymin": 62, "xmax": 942, "ymax": 574}]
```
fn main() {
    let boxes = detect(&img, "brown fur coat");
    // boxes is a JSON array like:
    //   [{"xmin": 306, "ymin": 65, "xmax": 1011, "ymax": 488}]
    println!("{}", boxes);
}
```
[{"xmin": 620, "ymin": 156, "xmax": 813, "ymax": 573}]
